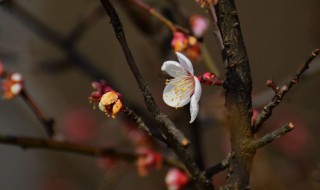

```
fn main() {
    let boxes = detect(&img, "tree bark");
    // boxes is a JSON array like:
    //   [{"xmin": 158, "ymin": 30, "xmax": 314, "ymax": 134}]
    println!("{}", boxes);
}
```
[{"xmin": 216, "ymin": 0, "xmax": 254, "ymax": 189}]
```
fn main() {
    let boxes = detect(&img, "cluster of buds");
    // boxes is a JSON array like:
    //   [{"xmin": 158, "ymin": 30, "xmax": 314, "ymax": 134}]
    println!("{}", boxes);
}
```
[
  {"xmin": 196, "ymin": 0, "xmax": 218, "ymax": 7},
  {"xmin": 136, "ymin": 147, "xmax": 163, "ymax": 176},
  {"xmin": 89, "ymin": 80, "xmax": 123, "ymax": 118},
  {"xmin": 165, "ymin": 168, "xmax": 189, "ymax": 190},
  {"xmin": 171, "ymin": 32, "xmax": 201, "ymax": 61},
  {"xmin": 0, "ymin": 61, "xmax": 24, "ymax": 99}
]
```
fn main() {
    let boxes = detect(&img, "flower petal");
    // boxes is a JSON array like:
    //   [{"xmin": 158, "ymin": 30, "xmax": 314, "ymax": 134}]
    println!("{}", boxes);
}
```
[
  {"xmin": 161, "ymin": 61, "xmax": 187, "ymax": 77},
  {"xmin": 163, "ymin": 80, "xmax": 191, "ymax": 108},
  {"xmin": 189, "ymin": 95, "xmax": 199, "ymax": 123},
  {"xmin": 193, "ymin": 76, "xmax": 202, "ymax": 102},
  {"xmin": 176, "ymin": 52, "xmax": 194, "ymax": 75}
]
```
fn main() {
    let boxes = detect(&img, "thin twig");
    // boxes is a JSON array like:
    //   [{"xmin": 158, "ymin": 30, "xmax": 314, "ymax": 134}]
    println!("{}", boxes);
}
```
[
  {"xmin": 253, "ymin": 52, "xmax": 320, "ymax": 108},
  {"xmin": 205, "ymin": 152, "xmax": 234, "ymax": 178},
  {"xmin": 207, "ymin": 4, "xmax": 228, "ymax": 66},
  {"xmin": 253, "ymin": 49, "xmax": 320, "ymax": 133},
  {"xmin": 65, "ymin": 4, "xmax": 105, "ymax": 45},
  {"xmin": 252, "ymin": 122, "xmax": 294, "ymax": 149},
  {"xmin": 99, "ymin": 1, "xmax": 212, "ymax": 189},
  {"xmin": 1, "ymin": 1, "xmax": 161, "ymax": 139},
  {"xmin": 122, "ymin": 106, "xmax": 167, "ymax": 144},
  {"xmin": 0, "ymin": 134, "xmax": 183, "ymax": 168},
  {"xmin": 0, "ymin": 70, "xmax": 54, "ymax": 137},
  {"xmin": 128, "ymin": 0, "xmax": 191, "ymax": 34},
  {"xmin": 20, "ymin": 90, "xmax": 54, "ymax": 137}
]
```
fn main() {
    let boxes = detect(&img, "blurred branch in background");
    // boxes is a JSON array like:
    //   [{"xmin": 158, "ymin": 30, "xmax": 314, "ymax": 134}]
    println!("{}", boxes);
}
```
[{"xmin": 0, "ymin": 133, "xmax": 184, "ymax": 169}]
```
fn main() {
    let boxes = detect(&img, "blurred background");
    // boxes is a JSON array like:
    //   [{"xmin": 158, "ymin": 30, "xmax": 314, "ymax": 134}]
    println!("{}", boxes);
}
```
[{"xmin": 0, "ymin": 0, "xmax": 320, "ymax": 189}]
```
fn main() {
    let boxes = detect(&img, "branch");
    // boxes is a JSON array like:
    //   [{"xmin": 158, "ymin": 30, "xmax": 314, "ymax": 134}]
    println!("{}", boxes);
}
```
[
  {"xmin": 20, "ymin": 90, "xmax": 54, "ymax": 137},
  {"xmin": 205, "ymin": 152, "xmax": 234, "ymax": 178},
  {"xmin": 253, "ymin": 49, "xmax": 320, "ymax": 133},
  {"xmin": 206, "ymin": 3, "xmax": 228, "ymax": 67},
  {"xmin": 1, "ymin": 1, "xmax": 162, "ymax": 139},
  {"xmin": 0, "ymin": 70, "xmax": 54, "ymax": 137},
  {"xmin": 128, "ymin": 0, "xmax": 191, "ymax": 34},
  {"xmin": 215, "ymin": 0, "xmax": 254, "ymax": 188},
  {"xmin": 122, "ymin": 106, "xmax": 167, "ymax": 144},
  {"xmin": 65, "ymin": 4, "xmax": 105, "ymax": 45},
  {"xmin": 0, "ymin": 134, "xmax": 182, "ymax": 168},
  {"xmin": 252, "ymin": 122, "xmax": 294, "ymax": 149},
  {"xmin": 99, "ymin": 1, "xmax": 212, "ymax": 189}
]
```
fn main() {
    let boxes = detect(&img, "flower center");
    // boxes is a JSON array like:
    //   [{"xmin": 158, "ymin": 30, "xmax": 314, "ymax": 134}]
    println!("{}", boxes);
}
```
[{"xmin": 165, "ymin": 74, "xmax": 195, "ymax": 107}]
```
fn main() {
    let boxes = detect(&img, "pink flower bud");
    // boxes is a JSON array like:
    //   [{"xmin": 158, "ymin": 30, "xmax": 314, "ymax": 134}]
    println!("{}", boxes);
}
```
[
  {"xmin": 190, "ymin": 15, "xmax": 208, "ymax": 37},
  {"xmin": 165, "ymin": 168, "xmax": 189, "ymax": 190},
  {"xmin": 136, "ymin": 147, "xmax": 163, "ymax": 176},
  {"xmin": 251, "ymin": 109, "xmax": 260, "ymax": 125},
  {"xmin": 0, "ymin": 60, "xmax": 4, "ymax": 76},
  {"xmin": 171, "ymin": 32, "xmax": 188, "ymax": 52},
  {"xmin": 89, "ymin": 80, "xmax": 123, "ymax": 118}
]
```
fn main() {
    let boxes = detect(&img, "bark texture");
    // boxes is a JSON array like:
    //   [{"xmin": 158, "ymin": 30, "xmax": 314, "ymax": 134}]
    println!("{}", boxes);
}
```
[{"xmin": 216, "ymin": 1, "xmax": 254, "ymax": 189}]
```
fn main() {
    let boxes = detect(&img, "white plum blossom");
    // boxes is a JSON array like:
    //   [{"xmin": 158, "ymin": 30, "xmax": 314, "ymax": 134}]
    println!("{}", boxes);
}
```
[{"xmin": 161, "ymin": 52, "xmax": 202, "ymax": 123}]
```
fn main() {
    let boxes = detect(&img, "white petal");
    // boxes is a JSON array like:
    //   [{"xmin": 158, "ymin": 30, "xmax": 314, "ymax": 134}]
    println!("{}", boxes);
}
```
[
  {"xmin": 189, "ymin": 95, "xmax": 199, "ymax": 123},
  {"xmin": 161, "ymin": 61, "xmax": 187, "ymax": 77},
  {"xmin": 98, "ymin": 102, "xmax": 107, "ymax": 112},
  {"xmin": 176, "ymin": 52, "xmax": 194, "ymax": 75},
  {"xmin": 11, "ymin": 73, "xmax": 23, "ymax": 82},
  {"xmin": 163, "ymin": 80, "xmax": 191, "ymax": 108},
  {"xmin": 193, "ymin": 76, "xmax": 202, "ymax": 102}
]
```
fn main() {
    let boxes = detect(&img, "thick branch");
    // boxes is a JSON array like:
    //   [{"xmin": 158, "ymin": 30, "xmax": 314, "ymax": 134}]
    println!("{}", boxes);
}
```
[
  {"xmin": 216, "ymin": 0, "xmax": 253, "ymax": 189},
  {"xmin": 99, "ymin": 1, "xmax": 212, "ymax": 189},
  {"xmin": 252, "ymin": 122, "xmax": 294, "ymax": 149},
  {"xmin": 253, "ymin": 49, "xmax": 320, "ymax": 133}
]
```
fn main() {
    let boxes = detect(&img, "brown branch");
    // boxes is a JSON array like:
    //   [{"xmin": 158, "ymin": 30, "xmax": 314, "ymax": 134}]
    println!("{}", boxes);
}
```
[
  {"xmin": 65, "ymin": 4, "xmax": 105, "ymax": 45},
  {"xmin": 215, "ymin": 0, "xmax": 254, "ymax": 189},
  {"xmin": 20, "ymin": 90, "xmax": 54, "ymax": 137},
  {"xmin": 205, "ymin": 152, "xmax": 234, "ymax": 178},
  {"xmin": 206, "ymin": 3, "xmax": 228, "ymax": 66},
  {"xmin": 128, "ymin": 0, "xmax": 191, "ymax": 34},
  {"xmin": 252, "ymin": 122, "xmax": 294, "ymax": 149},
  {"xmin": 122, "ymin": 106, "xmax": 168, "ymax": 144},
  {"xmin": 253, "ymin": 49, "xmax": 320, "ymax": 133},
  {"xmin": 1, "ymin": 1, "xmax": 164, "ymax": 139},
  {"xmin": 0, "ymin": 134, "xmax": 182, "ymax": 168},
  {"xmin": 99, "ymin": 1, "xmax": 212, "ymax": 189},
  {"xmin": 0, "ymin": 70, "xmax": 54, "ymax": 137}
]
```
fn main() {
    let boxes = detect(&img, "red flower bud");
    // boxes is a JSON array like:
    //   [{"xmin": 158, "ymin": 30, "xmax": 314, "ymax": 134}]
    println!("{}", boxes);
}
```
[
  {"xmin": 136, "ymin": 147, "xmax": 163, "ymax": 176},
  {"xmin": 165, "ymin": 168, "xmax": 189, "ymax": 190}
]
